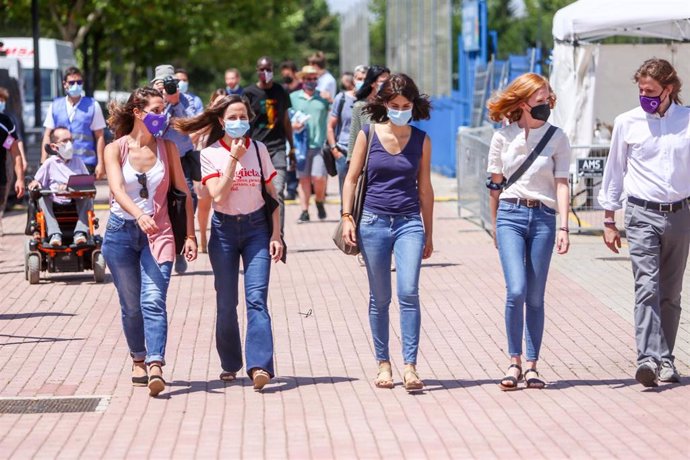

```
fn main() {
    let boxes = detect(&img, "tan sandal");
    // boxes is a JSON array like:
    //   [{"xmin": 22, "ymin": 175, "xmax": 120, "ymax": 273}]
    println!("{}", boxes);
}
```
[
  {"xmin": 374, "ymin": 361, "xmax": 395, "ymax": 389},
  {"xmin": 147, "ymin": 362, "xmax": 165, "ymax": 397},
  {"xmin": 251, "ymin": 368, "xmax": 270, "ymax": 391},
  {"xmin": 131, "ymin": 360, "xmax": 148, "ymax": 387},
  {"xmin": 403, "ymin": 365, "xmax": 424, "ymax": 392}
]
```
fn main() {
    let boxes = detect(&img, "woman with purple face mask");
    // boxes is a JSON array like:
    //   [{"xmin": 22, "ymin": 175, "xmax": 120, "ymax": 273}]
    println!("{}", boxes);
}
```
[{"xmin": 103, "ymin": 87, "xmax": 198, "ymax": 397}]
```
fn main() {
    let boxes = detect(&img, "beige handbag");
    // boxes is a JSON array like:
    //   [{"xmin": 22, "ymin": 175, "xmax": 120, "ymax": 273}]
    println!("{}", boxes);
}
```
[{"xmin": 332, "ymin": 126, "xmax": 374, "ymax": 255}]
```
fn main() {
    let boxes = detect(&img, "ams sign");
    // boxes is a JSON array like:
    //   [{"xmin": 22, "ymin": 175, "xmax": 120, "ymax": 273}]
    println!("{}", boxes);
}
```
[{"xmin": 577, "ymin": 158, "xmax": 606, "ymax": 178}]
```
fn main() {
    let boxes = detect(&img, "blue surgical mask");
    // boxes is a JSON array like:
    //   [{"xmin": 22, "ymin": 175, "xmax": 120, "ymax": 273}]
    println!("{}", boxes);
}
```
[
  {"xmin": 224, "ymin": 119, "xmax": 250, "ymax": 138},
  {"xmin": 66, "ymin": 83, "xmax": 83, "ymax": 97},
  {"xmin": 178, "ymin": 81, "xmax": 189, "ymax": 93},
  {"xmin": 354, "ymin": 80, "xmax": 364, "ymax": 91},
  {"xmin": 303, "ymin": 81, "xmax": 318, "ymax": 92},
  {"xmin": 387, "ymin": 108, "xmax": 412, "ymax": 126},
  {"xmin": 0, "ymin": 101, "xmax": 5, "ymax": 112}
]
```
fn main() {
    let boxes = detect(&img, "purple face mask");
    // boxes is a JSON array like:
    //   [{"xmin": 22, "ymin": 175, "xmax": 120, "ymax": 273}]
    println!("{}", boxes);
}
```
[
  {"xmin": 143, "ymin": 111, "xmax": 168, "ymax": 136},
  {"xmin": 639, "ymin": 90, "xmax": 665, "ymax": 114}
]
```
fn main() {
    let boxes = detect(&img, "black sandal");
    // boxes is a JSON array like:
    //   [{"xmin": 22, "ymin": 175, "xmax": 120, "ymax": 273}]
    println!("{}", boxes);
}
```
[
  {"xmin": 131, "ymin": 360, "xmax": 148, "ymax": 386},
  {"xmin": 498, "ymin": 364, "xmax": 523, "ymax": 391},
  {"xmin": 147, "ymin": 363, "xmax": 166, "ymax": 396},
  {"xmin": 524, "ymin": 369, "xmax": 545, "ymax": 389}
]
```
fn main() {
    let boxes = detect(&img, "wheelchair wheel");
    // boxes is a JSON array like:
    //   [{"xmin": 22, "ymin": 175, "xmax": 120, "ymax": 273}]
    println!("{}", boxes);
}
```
[
  {"xmin": 27, "ymin": 254, "xmax": 40, "ymax": 284},
  {"xmin": 93, "ymin": 251, "xmax": 106, "ymax": 283},
  {"xmin": 24, "ymin": 240, "xmax": 30, "ymax": 281}
]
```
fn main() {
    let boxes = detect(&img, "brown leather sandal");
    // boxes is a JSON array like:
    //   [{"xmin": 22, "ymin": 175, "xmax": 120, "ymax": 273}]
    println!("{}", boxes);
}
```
[
  {"xmin": 219, "ymin": 371, "xmax": 237, "ymax": 382},
  {"xmin": 251, "ymin": 368, "xmax": 270, "ymax": 391},
  {"xmin": 147, "ymin": 362, "xmax": 165, "ymax": 397},
  {"xmin": 131, "ymin": 360, "xmax": 148, "ymax": 386}
]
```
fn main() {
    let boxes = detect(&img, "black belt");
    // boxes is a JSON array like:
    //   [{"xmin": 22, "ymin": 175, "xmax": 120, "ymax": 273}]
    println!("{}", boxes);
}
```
[
  {"xmin": 627, "ymin": 196, "xmax": 688, "ymax": 213},
  {"xmin": 501, "ymin": 198, "xmax": 545, "ymax": 208}
]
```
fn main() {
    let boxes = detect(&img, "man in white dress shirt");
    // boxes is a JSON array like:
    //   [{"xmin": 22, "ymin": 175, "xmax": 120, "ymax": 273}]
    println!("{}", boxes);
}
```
[{"xmin": 598, "ymin": 58, "xmax": 690, "ymax": 387}]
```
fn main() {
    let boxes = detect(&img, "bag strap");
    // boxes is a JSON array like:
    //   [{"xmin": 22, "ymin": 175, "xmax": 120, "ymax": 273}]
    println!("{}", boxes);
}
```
[
  {"xmin": 504, "ymin": 125, "xmax": 557, "ymax": 190},
  {"xmin": 253, "ymin": 140, "xmax": 266, "ymax": 185},
  {"xmin": 361, "ymin": 124, "xmax": 375, "ymax": 182},
  {"xmin": 334, "ymin": 94, "xmax": 347, "ymax": 139}
]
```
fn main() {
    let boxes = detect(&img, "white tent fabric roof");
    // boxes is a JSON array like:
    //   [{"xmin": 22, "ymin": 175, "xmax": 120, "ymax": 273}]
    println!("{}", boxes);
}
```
[{"xmin": 553, "ymin": 0, "xmax": 690, "ymax": 42}]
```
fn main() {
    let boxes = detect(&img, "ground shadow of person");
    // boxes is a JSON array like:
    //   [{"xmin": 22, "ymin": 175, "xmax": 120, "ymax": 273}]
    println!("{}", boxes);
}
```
[{"xmin": 163, "ymin": 375, "xmax": 358, "ymax": 397}]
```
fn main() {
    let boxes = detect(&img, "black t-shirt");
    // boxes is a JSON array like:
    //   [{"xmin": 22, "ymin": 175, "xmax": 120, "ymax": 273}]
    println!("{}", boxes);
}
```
[
  {"xmin": 244, "ymin": 83, "xmax": 291, "ymax": 169},
  {"xmin": 0, "ymin": 113, "xmax": 17, "ymax": 186}
]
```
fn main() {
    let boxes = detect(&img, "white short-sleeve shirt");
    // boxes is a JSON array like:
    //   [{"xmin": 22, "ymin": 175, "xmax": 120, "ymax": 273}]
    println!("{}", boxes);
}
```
[
  {"xmin": 487, "ymin": 122, "xmax": 571, "ymax": 210},
  {"xmin": 201, "ymin": 138, "xmax": 276, "ymax": 216},
  {"xmin": 43, "ymin": 96, "xmax": 106, "ymax": 131}
]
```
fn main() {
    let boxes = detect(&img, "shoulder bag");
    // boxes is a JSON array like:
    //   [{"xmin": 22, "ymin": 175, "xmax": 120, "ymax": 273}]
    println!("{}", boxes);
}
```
[
  {"xmin": 332, "ymin": 125, "xmax": 374, "ymax": 255},
  {"xmin": 254, "ymin": 141, "xmax": 287, "ymax": 263},
  {"xmin": 504, "ymin": 125, "xmax": 557, "ymax": 190}
]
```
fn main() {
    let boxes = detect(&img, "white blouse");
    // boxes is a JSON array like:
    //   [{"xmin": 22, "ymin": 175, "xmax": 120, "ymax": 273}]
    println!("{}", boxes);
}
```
[{"xmin": 487, "ymin": 122, "xmax": 571, "ymax": 210}]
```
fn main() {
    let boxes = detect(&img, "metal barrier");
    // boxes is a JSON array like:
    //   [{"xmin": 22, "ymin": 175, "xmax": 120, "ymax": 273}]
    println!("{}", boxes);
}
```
[
  {"xmin": 456, "ymin": 125, "xmax": 493, "ymax": 228},
  {"xmin": 456, "ymin": 127, "xmax": 621, "ymax": 233}
]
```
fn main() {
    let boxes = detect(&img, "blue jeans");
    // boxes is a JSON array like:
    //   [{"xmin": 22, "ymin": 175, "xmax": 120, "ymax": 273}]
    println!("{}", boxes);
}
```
[
  {"xmin": 102, "ymin": 214, "xmax": 173, "ymax": 364},
  {"xmin": 336, "ymin": 155, "xmax": 348, "ymax": 202},
  {"xmin": 208, "ymin": 208, "xmax": 274, "ymax": 377},
  {"xmin": 495, "ymin": 200, "xmax": 556, "ymax": 361},
  {"xmin": 357, "ymin": 210, "xmax": 425, "ymax": 364}
]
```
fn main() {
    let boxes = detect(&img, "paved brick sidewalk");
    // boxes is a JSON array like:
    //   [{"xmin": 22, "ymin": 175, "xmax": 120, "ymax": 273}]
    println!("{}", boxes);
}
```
[{"xmin": 0, "ymin": 178, "xmax": 688, "ymax": 458}]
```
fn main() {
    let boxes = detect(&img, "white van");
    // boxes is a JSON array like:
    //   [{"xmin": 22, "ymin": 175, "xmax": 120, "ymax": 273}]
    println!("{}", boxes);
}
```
[{"xmin": 0, "ymin": 37, "xmax": 77, "ymax": 128}]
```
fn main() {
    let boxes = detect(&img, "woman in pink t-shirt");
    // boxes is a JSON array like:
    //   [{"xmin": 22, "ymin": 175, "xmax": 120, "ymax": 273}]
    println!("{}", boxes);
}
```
[{"xmin": 176, "ymin": 95, "xmax": 283, "ymax": 390}]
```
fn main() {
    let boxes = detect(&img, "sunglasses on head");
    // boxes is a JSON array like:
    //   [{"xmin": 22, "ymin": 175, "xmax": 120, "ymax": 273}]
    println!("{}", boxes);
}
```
[
  {"xmin": 136, "ymin": 173, "xmax": 149, "ymax": 199},
  {"xmin": 67, "ymin": 80, "xmax": 84, "ymax": 86}
]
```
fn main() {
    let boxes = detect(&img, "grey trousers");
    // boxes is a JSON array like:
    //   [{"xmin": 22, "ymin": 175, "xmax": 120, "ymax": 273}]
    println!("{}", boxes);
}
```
[
  {"xmin": 272, "ymin": 168, "xmax": 286, "ymax": 236},
  {"xmin": 625, "ymin": 202, "xmax": 690, "ymax": 365},
  {"xmin": 40, "ymin": 196, "xmax": 90, "ymax": 237}
]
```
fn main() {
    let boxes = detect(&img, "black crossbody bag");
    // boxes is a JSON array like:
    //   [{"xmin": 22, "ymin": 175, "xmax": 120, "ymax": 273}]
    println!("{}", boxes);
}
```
[
  {"xmin": 487, "ymin": 125, "xmax": 557, "ymax": 190},
  {"xmin": 254, "ymin": 141, "xmax": 287, "ymax": 263}
]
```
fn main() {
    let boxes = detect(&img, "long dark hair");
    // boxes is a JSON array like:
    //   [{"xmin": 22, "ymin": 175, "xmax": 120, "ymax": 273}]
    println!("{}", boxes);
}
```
[
  {"xmin": 107, "ymin": 87, "xmax": 163, "ymax": 139},
  {"xmin": 354, "ymin": 65, "xmax": 390, "ymax": 101},
  {"xmin": 363, "ymin": 73, "xmax": 431, "ymax": 123},
  {"xmin": 174, "ymin": 95, "xmax": 255, "ymax": 148}
]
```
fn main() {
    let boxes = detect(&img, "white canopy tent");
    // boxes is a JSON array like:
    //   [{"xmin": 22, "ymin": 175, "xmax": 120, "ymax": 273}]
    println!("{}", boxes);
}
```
[
  {"xmin": 552, "ymin": 0, "xmax": 690, "ymax": 42},
  {"xmin": 550, "ymin": 0, "xmax": 690, "ymax": 150}
]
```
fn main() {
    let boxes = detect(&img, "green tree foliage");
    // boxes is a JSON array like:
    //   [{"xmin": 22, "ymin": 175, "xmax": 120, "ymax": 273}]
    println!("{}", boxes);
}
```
[
  {"xmin": 0, "ymin": 0, "xmax": 340, "ymax": 96},
  {"xmin": 486, "ymin": 0, "xmax": 575, "ymax": 60}
]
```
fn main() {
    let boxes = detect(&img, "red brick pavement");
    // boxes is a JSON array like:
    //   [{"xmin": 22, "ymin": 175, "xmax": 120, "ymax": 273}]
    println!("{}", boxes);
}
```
[{"xmin": 0, "ymin": 185, "xmax": 688, "ymax": 458}]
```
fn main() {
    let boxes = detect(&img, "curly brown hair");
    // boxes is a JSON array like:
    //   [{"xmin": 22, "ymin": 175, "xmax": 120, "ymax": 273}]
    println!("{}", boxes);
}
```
[{"xmin": 363, "ymin": 73, "xmax": 431, "ymax": 123}]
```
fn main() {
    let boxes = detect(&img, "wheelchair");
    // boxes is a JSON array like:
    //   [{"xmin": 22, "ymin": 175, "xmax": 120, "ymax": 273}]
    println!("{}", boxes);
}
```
[{"xmin": 24, "ymin": 185, "xmax": 105, "ymax": 284}]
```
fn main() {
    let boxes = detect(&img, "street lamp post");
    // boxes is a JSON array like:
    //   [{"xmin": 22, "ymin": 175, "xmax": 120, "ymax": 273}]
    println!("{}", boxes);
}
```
[{"xmin": 31, "ymin": 0, "xmax": 41, "ymax": 128}]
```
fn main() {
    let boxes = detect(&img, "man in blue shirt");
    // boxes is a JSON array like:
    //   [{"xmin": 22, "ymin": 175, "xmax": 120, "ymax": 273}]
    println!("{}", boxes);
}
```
[
  {"xmin": 41, "ymin": 67, "xmax": 106, "ymax": 178},
  {"xmin": 175, "ymin": 68, "xmax": 204, "ymax": 116}
]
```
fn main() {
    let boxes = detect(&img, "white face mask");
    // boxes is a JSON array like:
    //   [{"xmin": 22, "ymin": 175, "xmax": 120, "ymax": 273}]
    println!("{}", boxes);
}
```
[{"xmin": 58, "ymin": 141, "xmax": 74, "ymax": 160}]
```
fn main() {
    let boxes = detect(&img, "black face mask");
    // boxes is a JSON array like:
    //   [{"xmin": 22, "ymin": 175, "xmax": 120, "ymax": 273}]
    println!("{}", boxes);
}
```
[
  {"xmin": 283, "ymin": 76, "xmax": 294, "ymax": 85},
  {"xmin": 529, "ymin": 103, "xmax": 551, "ymax": 122}
]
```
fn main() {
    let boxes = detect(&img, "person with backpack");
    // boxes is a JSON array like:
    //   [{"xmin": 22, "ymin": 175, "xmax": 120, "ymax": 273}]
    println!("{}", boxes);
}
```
[
  {"xmin": 485, "ymin": 73, "xmax": 571, "ymax": 391},
  {"xmin": 326, "ymin": 65, "xmax": 367, "ymax": 199}
]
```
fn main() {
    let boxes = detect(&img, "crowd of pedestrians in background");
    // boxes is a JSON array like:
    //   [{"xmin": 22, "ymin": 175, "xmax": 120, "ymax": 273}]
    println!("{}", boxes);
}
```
[{"xmin": 0, "ymin": 53, "xmax": 686, "ymax": 397}]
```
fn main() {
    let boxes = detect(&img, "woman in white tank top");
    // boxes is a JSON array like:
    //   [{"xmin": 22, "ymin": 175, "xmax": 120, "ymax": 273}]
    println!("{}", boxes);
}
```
[{"xmin": 102, "ymin": 87, "xmax": 197, "ymax": 397}]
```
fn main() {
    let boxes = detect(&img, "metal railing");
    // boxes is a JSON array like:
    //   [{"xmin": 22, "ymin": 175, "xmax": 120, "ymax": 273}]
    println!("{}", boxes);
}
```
[{"xmin": 456, "ymin": 127, "xmax": 621, "ymax": 233}]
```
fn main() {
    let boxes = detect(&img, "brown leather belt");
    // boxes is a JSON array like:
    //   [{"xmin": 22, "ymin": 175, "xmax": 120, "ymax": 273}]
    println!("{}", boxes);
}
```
[
  {"xmin": 501, "ymin": 198, "xmax": 544, "ymax": 208},
  {"xmin": 628, "ymin": 196, "xmax": 688, "ymax": 213}
]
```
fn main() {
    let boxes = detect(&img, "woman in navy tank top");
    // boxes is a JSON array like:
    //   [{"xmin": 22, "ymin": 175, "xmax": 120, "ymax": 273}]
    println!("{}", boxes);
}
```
[{"xmin": 341, "ymin": 74, "xmax": 434, "ymax": 392}]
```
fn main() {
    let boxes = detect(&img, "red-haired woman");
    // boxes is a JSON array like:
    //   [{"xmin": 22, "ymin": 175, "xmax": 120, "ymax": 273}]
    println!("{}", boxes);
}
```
[{"xmin": 485, "ymin": 73, "xmax": 571, "ymax": 390}]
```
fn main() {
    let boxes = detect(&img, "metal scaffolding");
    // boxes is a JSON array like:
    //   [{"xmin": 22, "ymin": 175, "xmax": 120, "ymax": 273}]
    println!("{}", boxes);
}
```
[
  {"xmin": 385, "ymin": 0, "xmax": 452, "ymax": 97},
  {"xmin": 339, "ymin": 0, "xmax": 371, "ymax": 73}
]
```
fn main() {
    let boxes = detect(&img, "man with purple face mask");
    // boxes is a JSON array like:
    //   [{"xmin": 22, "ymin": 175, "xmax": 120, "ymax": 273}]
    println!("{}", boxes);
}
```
[{"xmin": 598, "ymin": 58, "xmax": 690, "ymax": 387}]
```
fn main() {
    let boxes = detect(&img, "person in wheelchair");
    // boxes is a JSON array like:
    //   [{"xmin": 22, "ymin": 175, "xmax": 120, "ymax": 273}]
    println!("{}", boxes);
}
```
[{"xmin": 29, "ymin": 127, "xmax": 91, "ymax": 246}]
